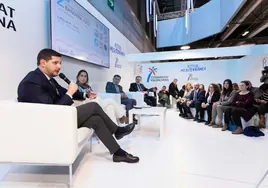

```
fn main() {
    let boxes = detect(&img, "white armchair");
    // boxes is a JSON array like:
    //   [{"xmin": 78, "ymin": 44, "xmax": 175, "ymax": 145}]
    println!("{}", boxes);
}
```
[
  {"xmin": 0, "ymin": 100, "xmax": 93, "ymax": 186},
  {"xmin": 125, "ymin": 92, "xmax": 145, "ymax": 106},
  {"xmin": 97, "ymin": 92, "xmax": 121, "ymax": 104}
]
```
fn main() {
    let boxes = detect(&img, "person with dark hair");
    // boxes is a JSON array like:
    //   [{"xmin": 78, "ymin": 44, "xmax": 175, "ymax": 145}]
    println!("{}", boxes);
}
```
[
  {"xmin": 129, "ymin": 76, "xmax": 157, "ymax": 106},
  {"xmin": 232, "ymin": 83, "xmax": 239, "ymax": 91},
  {"xmin": 76, "ymin": 69, "xmax": 128, "ymax": 124},
  {"xmin": 158, "ymin": 86, "xmax": 170, "ymax": 107},
  {"xmin": 178, "ymin": 85, "xmax": 186, "ymax": 98},
  {"xmin": 105, "ymin": 75, "xmax": 136, "ymax": 117},
  {"xmin": 18, "ymin": 48, "xmax": 139, "ymax": 163},
  {"xmin": 200, "ymin": 84, "xmax": 221, "ymax": 125},
  {"xmin": 256, "ymin": 83, "xmax": 268, "ymax": 128},
  {"xmin": 199, "ymin": 84, "xmax": 206, "ymax": 93},
  {"xmin": 246, "ymin": 80, "xmax": 262, "ymax": 99},
  {"xmin": 217, "ymin": 83, "xmax": 222, "ymax": 92},
  {"xmin": 168, "ymin": 79, "xmax": 180, "ymax": 100},
  {"xmin": 223, "ymin": 81, "xmax": 255, "ymax": 134},
  {"xmin": 210, "ymin": 79, "xmax": 236, "ymax": 127}
]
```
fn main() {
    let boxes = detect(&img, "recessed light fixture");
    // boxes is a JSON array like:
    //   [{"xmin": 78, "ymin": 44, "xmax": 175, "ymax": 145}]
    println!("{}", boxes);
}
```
[
  {"xmin": 242, "ymin": 31, "xmax": 249, "ymax": 36},
  {"xmin": 181, "ymin": 45, "xmax": 190, "ymax": 50}
]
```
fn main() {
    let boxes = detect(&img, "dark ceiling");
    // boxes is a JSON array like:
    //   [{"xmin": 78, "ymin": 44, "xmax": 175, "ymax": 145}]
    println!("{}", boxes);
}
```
[
  {"xmin": 157, "ymin": 0, "xmax": 210, "ymax": 13},
  {"xmin": 157, "ymin": 0, "xmax": 268, "ymax": 52}
]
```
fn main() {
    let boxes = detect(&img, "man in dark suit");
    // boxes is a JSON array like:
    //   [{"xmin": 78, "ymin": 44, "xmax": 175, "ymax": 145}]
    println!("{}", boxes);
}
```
[
  {"xmin": 168, "ymin": 79, "xmax": 180, "ymax": 99},
  {"xmin": 105, "ymin": 75, "xmax": 136, "ymax": 117},
  {"xmin": 182, "ymin": 83, "xmax": 206, "ymax": 121},
  {"xmin": 129, "ymin": 76, "xmax": 157, "ymax": 106},
  {"xmin": 17, "ymin": 48, "xmax": 139, "ymax": 163}
]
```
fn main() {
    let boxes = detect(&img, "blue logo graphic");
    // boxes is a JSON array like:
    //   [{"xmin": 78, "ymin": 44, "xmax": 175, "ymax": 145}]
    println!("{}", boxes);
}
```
[
  {"xmin": 57, "ymin": 0, "xmax": 70, "ymax": 8},
  {"xmin": 181, "ymin": 64, "xmax": 206, "ymax": 73},
  {"xmin": 187, "ymin": 73, "xmax": 198, "ymax": 81},
  {"xmin": 147, "ymin": 67, "xmax": 157, "ymax": 82},
  {"xmin": 110, "ymin": 43, "xmax": 125, "ymax": 56}
]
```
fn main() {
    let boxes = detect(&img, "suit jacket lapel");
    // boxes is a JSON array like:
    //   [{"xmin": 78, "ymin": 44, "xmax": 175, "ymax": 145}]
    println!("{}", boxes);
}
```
[{"xmin": 34, "ymin": 68, "xmax": 58, "ymax": 96}]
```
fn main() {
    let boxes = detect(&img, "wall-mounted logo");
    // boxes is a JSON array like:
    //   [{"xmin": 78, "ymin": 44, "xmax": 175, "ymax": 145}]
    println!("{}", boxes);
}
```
[
  {"xmin": 0, "ymin": 3, "xmax": 16, "ymax": 32},
  {"xmin": 180, "ymin": 64, "xmax": 206, "ymax": 72},
  {"xmin": 147, "ymin": 67, "xmax": 157, "ymax": 82},
  {"xmin": 263, "ymin": 57, "xmax": 268, "ymax": 68},
  {"xmin": 187, "ymin": 74, "xmax": 198, "ymax": 81},
  {"xmin": 110, "ymin": 43, "xmax": 125, "ymax": 56},
  {"xmin": 146, "ymin": 67, "xmax": 169, "ymax": 83},
  {"xmin": 115, "ymin": 57, "xmax": 122, "ymax": 68}
]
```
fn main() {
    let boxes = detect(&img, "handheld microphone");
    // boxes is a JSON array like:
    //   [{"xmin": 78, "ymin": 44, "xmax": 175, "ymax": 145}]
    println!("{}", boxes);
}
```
[{"xmin": 59, "ymin": 73, "xmax": 71, "ymax": 84}]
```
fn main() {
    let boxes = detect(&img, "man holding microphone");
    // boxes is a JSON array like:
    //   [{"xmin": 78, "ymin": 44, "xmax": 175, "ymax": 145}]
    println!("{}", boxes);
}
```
[{"xmin": 17, "ymin": 48, "xmax": 139, "ymax": 163}]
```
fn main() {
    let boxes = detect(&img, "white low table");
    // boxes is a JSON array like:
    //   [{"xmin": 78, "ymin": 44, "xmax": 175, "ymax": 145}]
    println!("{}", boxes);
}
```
[{"xmin": 129, "ymin": 107, "xmax": 167, "ymax": 139}]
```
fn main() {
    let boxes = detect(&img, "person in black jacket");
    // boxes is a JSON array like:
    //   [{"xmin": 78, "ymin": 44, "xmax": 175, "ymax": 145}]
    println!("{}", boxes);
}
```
[
  {"xmin": 129, "ymin": 76, "xmax": 157, "ymax": 106},
  {"xmin": 199, "ymin": 84, "xmax": 221, "ymax": 125},
  {"xmin": 168, "ymin": 79, "xmax": 180, "ymax": 100},
  {"xmin": 17, "ymin": 48, "xmax": 139, "ymax": 163},
  {"xmin": 158, "ymin": 86, "xmax": 170, "ymax": 107}
]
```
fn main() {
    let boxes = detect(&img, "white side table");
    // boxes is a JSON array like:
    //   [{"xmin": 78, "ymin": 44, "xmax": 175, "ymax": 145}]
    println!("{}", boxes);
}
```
[{"xmin": 129, "ymin": 107, "xmax": 167, "ymax": 139}]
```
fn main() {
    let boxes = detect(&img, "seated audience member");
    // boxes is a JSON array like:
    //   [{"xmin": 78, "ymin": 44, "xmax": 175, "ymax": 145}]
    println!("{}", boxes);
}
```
[
  {"xmin": 182, "ymin": 83, "xmax": 206, "ymax": 120},
  {"xmin": 18, "ymin": 49, "xmax": 139, "ymax": 163},
  {"xmin": 168, "ymin": 79, "xmax": 180, "ymax": 100},
  {"xmin": 256, "ymin": 83, "xmax": 268, "ymax": 128},
  {"xmin": 158, "ymin": 86, "xmax": 170, "ymax": 107},
  {"xmin": 76, "ymin": 69, "xmax": 128, "ymax": 124},
  {"xmin": 217, "ymin": 83, "xmax": 222, "ymax": 93},
  {"xmin": 210, "ymin": 79, "xmax": 236, "ymax": 128},
  {"xmin": 247, "ymin": 80, "xmax": 262, "ymax": 99},
  {"xmin": 223, "ymin": 81, "xmax": 255, "ymax": 134},
  {"xmin": 233, "ymin": 83, "xmax": 239, "ymax": 91},
  {"xmin": 199, "ymin": 84, "xmax": 206, "ymax": 93},
  {"xmin": 200, "ymin": 84, "xmax": 221, "ymax": 125},
  {"xmin": 129, "ymin": 76, "xmax": 157, "ymax": 106},
  {"xmin": 105, "ymin": 75, "xmax": 136, "ymax": 117},
  {"xmin": 178, "ymin": 85, "xmax": 186, "ymax": 99},
  {"xmin": 178, "ymin": 83, "xmax": 193, "ymax": 116}
]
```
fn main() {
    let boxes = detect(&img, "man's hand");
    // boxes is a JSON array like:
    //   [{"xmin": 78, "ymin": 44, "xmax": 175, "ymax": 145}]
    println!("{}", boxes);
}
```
[
  {"xmin": 260, "ymin": 99, "xmax": 267, "ymax": 104},
  {"xmin": 87, "ymin": 90, "xmax": 97, "ymax": 99},
  {"xmin": 66, "ymin": 82, "xmax": 78, "ymax": 96},
  {"xmin": 186, "ymin": 101, "xmax": 192, "ymax": 107},
  {"xmin": 201, "ymin": 103, "xmax": 207, "ymax": 108},
  {"xmin": 121, "ymin": 93, "xmax": 128, "ymax": 99},
  {"xmin": 212, "ymin": 102, "xmax": 219, "ymax": 108}
]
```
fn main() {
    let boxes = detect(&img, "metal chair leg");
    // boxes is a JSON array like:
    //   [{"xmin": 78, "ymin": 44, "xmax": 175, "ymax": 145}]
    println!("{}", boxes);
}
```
[
  {"xmin": 69, "ymin": 165, "xmax": 73, "ymax": 187},
  {"xmin": 256, "ymin": 169, "xmax": 268, "ymax": 188},
  {"xmin": 89, "ymin": 136, "xmax": 93, "ymax": 153}
]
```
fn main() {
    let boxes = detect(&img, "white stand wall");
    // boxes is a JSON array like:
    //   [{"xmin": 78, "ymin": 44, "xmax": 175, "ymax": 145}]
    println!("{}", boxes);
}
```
[{"xmin": 0, "ymin": 0, "xmax": 140, "ymax": 100}]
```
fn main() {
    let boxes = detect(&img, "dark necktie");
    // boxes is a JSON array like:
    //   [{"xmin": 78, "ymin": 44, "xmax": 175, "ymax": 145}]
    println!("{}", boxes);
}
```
[
  {"xmin": 137, "ymin": 84, "xmax": 142, "ymax": 91},
  {"xmin": 49, "ymin": 79, "xmax": 60, "ymax": 96},
  {"xmin": 193, "ymin": 90, "xmax": 197, "ymax": 101}
]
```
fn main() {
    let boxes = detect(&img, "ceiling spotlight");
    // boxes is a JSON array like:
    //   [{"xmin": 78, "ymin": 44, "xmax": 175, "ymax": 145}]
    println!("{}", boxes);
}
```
[
  {"xmin": 242, "ymin": 31, "xmax": 249, "ymax": 36},
  {"xmin": 181, "ymin": 45, "xmax": 190, "ymax": 50}
]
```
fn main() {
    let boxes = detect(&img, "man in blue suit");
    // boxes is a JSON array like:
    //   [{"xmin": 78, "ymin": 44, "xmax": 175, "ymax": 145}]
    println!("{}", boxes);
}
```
[
  {"xmin": 17, "ymin": 48, "xmax": 139, "ymax": 163},
  {"xmin": 182, "ymin": 83, "xmax": 206, "ymax": 121},
  {"xmin": 105, "ymin": 75, "xmax": 136, "ymax": 117}
]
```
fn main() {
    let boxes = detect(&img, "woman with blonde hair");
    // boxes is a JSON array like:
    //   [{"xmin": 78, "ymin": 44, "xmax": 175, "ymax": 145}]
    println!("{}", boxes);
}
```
[{"xmin": 178, "ymin": 83, "xmax": 193, "ymax": 117}]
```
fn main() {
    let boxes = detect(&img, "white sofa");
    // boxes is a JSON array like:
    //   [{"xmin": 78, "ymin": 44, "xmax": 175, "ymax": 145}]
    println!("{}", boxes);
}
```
[
  {"xmin": 125, "ymin": 92, "xmax": 145, "ymax": 106},
  {"xmin": 0, "ymin": 100, "xmax": 94, "ymax": 186}
]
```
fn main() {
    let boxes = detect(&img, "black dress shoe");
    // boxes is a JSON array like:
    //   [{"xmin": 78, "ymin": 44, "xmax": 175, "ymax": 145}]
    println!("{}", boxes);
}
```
[
  {"xmin": 193, "ymin": 118, "xmax": 198, "ymax": 121},
  {"xmin": 197, "ymin": 119, "xmax": 206, "ymax": 123},
  {"xmin": 204, "ymin": 122, "xmax": 210, "ymax": 125},
  {"xmin": 113, "ymin": 153, "xmax": 139, "ymax": 163},
  {"xmin": 115, "ymin": 123, "xmax": 135, "ymax": 140}
]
